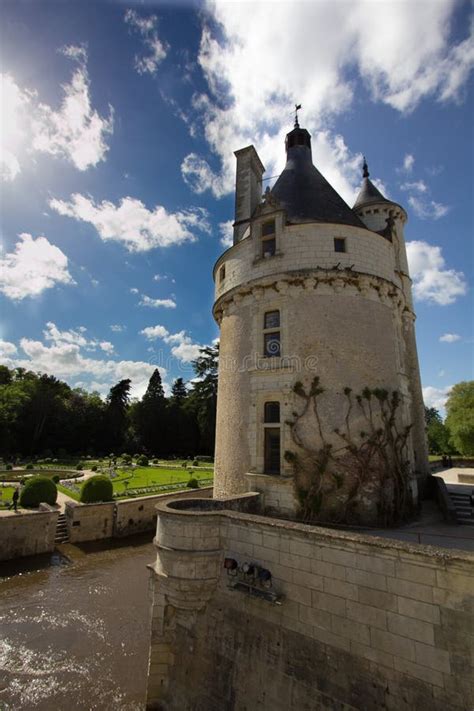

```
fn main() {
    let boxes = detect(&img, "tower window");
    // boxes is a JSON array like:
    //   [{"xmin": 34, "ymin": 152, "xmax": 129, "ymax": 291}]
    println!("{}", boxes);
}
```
[
  {"xmin": 219, "ymin": 265, "xmax": 226, "ymax": 282},
  {"xmin": 334, "ymin": 238, "xmax": 346, "ymax": 253},
  {"xmin": 264, "ymin": 428, "xmax": 281, "ymax": 475},
  {"xmin": 264, "ymin": 402, "xmax": 280, "ymax": 423},
  {"xmin": 263, "ymin": 310, "xmax": 280, "ymax": 357},
  {"xmin": 261, "ymin": 220, "xmax": 276, "ymax": 258}
]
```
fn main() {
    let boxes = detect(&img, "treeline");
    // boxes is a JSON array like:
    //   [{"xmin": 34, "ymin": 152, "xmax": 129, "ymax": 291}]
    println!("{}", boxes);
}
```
[
  {"xmin": 0, "ymin": 346, "xmax": 218, "ymax": 459},
  {"xmin": 425, "ymin": 381, "xmax": 474, "ymax": 456}
]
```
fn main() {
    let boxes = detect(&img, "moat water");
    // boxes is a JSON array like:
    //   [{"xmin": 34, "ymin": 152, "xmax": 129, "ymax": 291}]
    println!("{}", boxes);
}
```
[{"xmin": 0, "ymin": 535, "xmax": 155, "ymax": 710}]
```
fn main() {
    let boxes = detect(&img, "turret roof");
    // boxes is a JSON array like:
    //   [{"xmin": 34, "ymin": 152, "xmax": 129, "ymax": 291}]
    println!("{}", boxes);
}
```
[
  {"xmin": 353, "ymin": 158, "xmax": 391, "ymax": 209},
  {"xmin": 270, "ymin": 126, "xmax": 366, "ymax": 229}
]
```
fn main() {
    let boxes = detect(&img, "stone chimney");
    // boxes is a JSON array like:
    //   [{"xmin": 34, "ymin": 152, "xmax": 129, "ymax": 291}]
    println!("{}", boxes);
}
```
[{"xmin": 233, "ymin": 145, "xmax": 265, "ymax": 244}]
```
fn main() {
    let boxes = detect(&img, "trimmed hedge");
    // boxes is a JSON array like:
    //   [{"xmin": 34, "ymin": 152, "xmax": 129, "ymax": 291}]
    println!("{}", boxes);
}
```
[
  {"xmin": 19, "ymin": 476, "xmax": 57, "ymax": 508},
  {"xmin": 187, "ymin": 477, "xmax": 199, "ymax": 489},
  {"xmin": 80, "ymin": 475, "xmax": 113, "ymax": 503}
]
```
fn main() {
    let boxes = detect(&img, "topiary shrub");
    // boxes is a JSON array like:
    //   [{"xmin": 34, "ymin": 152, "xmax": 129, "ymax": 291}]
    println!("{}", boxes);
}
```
[
  {"xmin": 6, "ymin": 464, "xmax": 12, "ymax": 471},
  {"xmin": 91, "ymin": 465, "xmax": 98, "ymax": 472},
  {"xmin": 52, "ymin": 475, "xmax": 60, "ymax": 483},
  {"xmin": 192, "ymin": 459, "xmax": 199, "ymax": 467},
  {"xmin": 79, "ymin": 475, "xmax": 113, "ymax": 503},
  {"xmin": 137, "ymin": 455, "xmax": 149, "ymax": 466},
  {"xmin": 20, "ymin": 476, "xmax": 57, "ymax": 508},
  {"xmin": 25, "ymin": 463, "xmax": 34, "ymax": 470},
  {"xmin": 187, "ymin": 477, "xmax": 199, "ymax": 489},
  {"xmin": 76, "ymin": 463, "xmax": 84, "ymax": 471}
]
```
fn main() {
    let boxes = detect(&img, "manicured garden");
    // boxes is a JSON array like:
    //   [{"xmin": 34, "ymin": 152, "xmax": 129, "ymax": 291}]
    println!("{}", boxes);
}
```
[{"xmin": 59, "ymin": 466, "xmax": 213, "ymax": 502}]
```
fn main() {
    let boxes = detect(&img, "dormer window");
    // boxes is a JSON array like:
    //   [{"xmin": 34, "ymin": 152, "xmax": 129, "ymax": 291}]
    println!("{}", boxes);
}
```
[
  {"xmin": 334, "ymin": 238, "xmax": 346, "ymax": 253},
  {"xmin": 261, "ymin": 220, "xmax": 276, "ymax": 258}
]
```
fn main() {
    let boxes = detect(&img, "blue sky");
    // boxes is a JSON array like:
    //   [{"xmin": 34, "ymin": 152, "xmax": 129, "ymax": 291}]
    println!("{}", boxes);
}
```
[{"xmin": 0, "ymin": 0, "xmax": 472, "ymax": 410}]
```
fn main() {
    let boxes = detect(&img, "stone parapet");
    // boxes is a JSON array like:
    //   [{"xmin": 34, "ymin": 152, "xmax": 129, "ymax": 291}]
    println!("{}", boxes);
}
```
[{"xmin": 146, "ymin": 498, "xmax": 474, "ymax": 710}]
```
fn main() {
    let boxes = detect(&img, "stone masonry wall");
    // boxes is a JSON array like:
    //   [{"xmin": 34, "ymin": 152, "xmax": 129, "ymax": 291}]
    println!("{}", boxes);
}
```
[
  {"xmin": 147, "ymin": 498, "xmax": 474, "ymax": 710},
  {"xmin": 0, "ymin": 506, "xmax": 59, "ymax": 561},
  {"xmin": 65, "ymin": 487, "xmax": 213, "ymax": 543}
]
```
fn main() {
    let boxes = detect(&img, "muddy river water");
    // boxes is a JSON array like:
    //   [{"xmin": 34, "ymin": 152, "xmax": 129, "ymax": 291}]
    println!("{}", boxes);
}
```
[{"xmin": 0, "ymin": 535, "xmax": 155, "ymax": 710}]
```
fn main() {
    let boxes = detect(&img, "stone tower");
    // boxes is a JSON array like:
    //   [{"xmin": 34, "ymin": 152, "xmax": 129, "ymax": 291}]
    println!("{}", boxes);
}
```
[{"xmin": 212, "ymin": 124, "xmax": 429, "ymax": 525}]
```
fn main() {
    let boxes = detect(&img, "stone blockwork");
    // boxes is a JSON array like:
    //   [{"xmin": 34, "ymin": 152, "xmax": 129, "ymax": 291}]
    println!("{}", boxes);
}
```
[
  {"xmin": 64, "ymin": 487, "xmax": 213, "ymax": 543},
  {"xmin": 0, "ymin": 505, "xmax": 59, "ymax": 561},
  {"xmin": 146, "ymin": 497, "xmax": 474, "ymax": 710}
]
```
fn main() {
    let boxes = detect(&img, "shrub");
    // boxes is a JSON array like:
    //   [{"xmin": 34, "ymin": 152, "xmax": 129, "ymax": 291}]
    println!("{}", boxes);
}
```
[
  {"xmin": 6, "ymin": 464, "xmax": 12, "ymax": 470},
  {"xmin": 197, "ymin": 455, "xmax": 213, "ymax": 463},
  {"xmin": 52, "ymin": 475, "xmax": 60, "ymax": 484},
  {"xmin": 187, "ymin": 478, "xmax": 199, "ymax": 489},
  {"xmin": 192, "ymin": 459, "xmax": 199, "ymax": 467},
  {"xmin": 20, "ymin": 476, "xmax": 57, "ymax": 508},
  {"xmin": 137, "ymin": 455, "xmax": 149, "ymax": 466},
  {"xmin": 121, "ymin": 455, "xmax": 132, "ymax": 465},
  {"xmin": 80, "ymin": 475, "xmax": 113, "ymax": 503},
  {"xmin": 25, "ymin": 463, "xmax": 34, "ymax": 470},
  {"xmin": 91, "ymin": 465, "xmax": 98, "ymax": 472},
  {"xmin": 76, "ymin": 463, "xmax": 84, "ymax": 471}
]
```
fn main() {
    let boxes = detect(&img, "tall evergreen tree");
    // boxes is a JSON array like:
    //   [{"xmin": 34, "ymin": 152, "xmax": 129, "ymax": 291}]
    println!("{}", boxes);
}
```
[
  {"xmin": 171, "ymin": 378, "xmax": 188, "ymax": 405},
  {"xmin": 105, "ymin": 378, "xmax": 131, "ymax": 451}
]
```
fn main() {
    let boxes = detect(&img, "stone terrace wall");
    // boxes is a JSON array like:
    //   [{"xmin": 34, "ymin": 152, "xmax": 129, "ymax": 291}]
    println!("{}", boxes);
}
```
[
  {"xmin": 65, "ymin": 487, "xmax": 213, "ymax": 543},
  {"xmin": 65, "ymin": 501, "xmax": 115, "ymax": 543},
  {"xmin": 0, "ymin": 505, "xmax": 59, "ymax": 561},
  {"xmin": 147, "ymin": 498, "xmax": 474, "ymax": 711}
]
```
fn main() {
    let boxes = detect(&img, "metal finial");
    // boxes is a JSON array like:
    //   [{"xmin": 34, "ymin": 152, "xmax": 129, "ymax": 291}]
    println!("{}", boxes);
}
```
[
  {"xmin": 363, "ymin": 156, "xmax": 369, "ymax": 178},
  {"xmin": 294, "ymin": 103, "xmax": 302, "ymax": 128}
]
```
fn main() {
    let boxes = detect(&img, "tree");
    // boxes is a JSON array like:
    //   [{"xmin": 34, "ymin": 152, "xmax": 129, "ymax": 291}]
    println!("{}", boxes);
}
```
[
  {"xmin": 187, "ymin": 345, "xmax": 219, "ymax": 454},
  {"xmin": 104, "ymin": 379, "xmax": 131, "ymax": 451},
  {"xmin": 171, "ymin": 378, "xmax": 188, "ymax": 405},
  {"xmin": 424, "ymin": 406, "xmax": 452, "ymax": 454},
  {"xmin": 134, "ymin": 370, "xmax": 167, "ymax": 454},
  {"xmin": 445, "ymin": 381, "xmax": 474, "ymax": 456}
]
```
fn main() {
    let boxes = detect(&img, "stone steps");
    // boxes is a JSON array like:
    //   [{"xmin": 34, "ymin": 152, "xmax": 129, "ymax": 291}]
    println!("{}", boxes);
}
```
[
  {"xmin": 448, "ymin": 492, "xmax": 474, "ymax": 526},
  {"xmin": 55, "ymin": 513, "xmax": 69, "ymax": 543}
]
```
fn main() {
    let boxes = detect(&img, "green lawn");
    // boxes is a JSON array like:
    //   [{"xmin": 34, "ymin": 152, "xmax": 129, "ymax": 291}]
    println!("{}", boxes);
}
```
[
  {"xmin": 58, "ymin": 466, "xmax": 213, "ymax": 502},
  {"xmin": 0, "ymin": 485, "xmax": 17, "ymax": 509}
]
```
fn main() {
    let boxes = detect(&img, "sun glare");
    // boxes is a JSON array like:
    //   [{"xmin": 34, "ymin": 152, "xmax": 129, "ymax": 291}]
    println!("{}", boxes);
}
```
[{"xmin": 0, "ymin": 74, "xmax": 30, "ymax": 181}]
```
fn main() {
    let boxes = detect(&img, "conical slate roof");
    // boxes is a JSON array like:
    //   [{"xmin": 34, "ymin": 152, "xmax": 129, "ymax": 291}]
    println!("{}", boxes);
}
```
[
  {"xmin": 353, "ymin": 159, "xmax": 391, "ymax": 209},
  {"xmin": 270, "ymin": 126, "xmax": 366, "ymax": 229}
]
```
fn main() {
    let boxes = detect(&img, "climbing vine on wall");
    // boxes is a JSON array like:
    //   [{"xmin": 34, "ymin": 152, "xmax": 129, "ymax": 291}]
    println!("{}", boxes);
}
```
[{"xmin": 284, "ymin": 377, "xmax": 415, "ymax": 526}]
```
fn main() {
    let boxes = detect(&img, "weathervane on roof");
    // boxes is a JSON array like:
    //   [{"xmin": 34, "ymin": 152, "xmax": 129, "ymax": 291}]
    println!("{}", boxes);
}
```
[{"xmin": 294, "ymin": 103, "xmax": 302, "ymax": 128}]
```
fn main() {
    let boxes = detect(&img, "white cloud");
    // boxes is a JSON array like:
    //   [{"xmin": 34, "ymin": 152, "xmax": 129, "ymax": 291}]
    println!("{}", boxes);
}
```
[
  {"xmin": 406, "ymin": 240, "xmax": 468, "ymax": 306},
  {"xmin": 139, "ymin": 324, "xmax": 203, "ymax": 363},
  {"xmin": 219, "ymin": 220, "xmax": 234, "ymax": 248},
  {"xmin": 180, "ymin": 2, "xmax": 473, "ymax": 200},
  {"xmin": 31, "ymin": 45, "xmax": 114, "ymax": 171},
  {"xmin": 408, "ymin": 196, "xmax": 449, "ymax": 220},
  {"xmin": 130, "ymin": 287, "xmax": 139, "ymax": 294},
  {"xmin": 0, "ymin": 334, "xmax": 164, "ymax": 400},
  {"xmin": 49, "ymin": 193, "xmax": 210, "ymax": 252},
  {"xmin": 0, "ymin": 340, "xmax": 17, "ymax": 357},
  {"xmin": 44, "ymin": 321, "xmax": 90, "ymax": 348},
  {"xmin": 99, "ymin": 341, "xmax": 115, "ymax": 354},
  {"xmin": 139, "ymin": 294, "xmax": 176, "ymax": 309},
  {"xmin": 402, "ymin": 154, "xmax": 415, "ymax": 173},
  {"xmin": 125, "ymin": 9, "xmax": 168, "ymax": 76},
  {"xmin": 140, "ymin": 325, "xmax": 170, "ymax": 341},
  {"xmin": 439, "ymin": 333, "xmax": 461, "ymax": 343},
  {"xmin": 0, "ymin": 233, "xmax": 75, "ymax": 301},
  {"xmin": 400, "ymin": 180, "xmax": 427, "ymax": 193},
  {"xmin": 44, "ymin": 321, "xmax": 116, "ymax": 356},
  {"xmin": 438, "ymin": 369, "xmax": 446, "ymax": 377},
  {"xmin": 423, "ymin": 385, "xmax": 453, "ymax": 412},
  {"xmin": 110, "ymin": 324, "xmax": 125, "ymax": 332}
]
